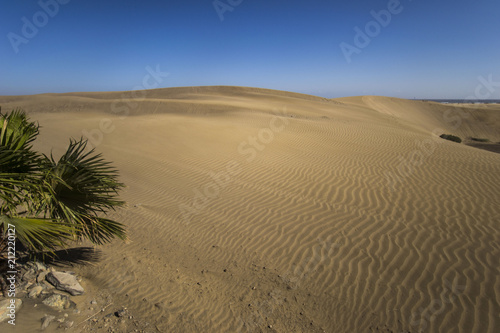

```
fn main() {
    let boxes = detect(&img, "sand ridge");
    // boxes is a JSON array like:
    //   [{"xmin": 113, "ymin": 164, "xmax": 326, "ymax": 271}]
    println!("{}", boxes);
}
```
[{"xmin": 0, "ymin": 86, "xmax": 499, "ymax": 332}]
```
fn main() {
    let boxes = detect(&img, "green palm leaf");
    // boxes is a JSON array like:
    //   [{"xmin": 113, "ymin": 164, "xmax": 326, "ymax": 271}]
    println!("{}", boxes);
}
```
[
  {"xmin": 0, "ymin": 109, "xmax": 42, "ymax": 216},
  {"xmin": 41, "ymin": 138, "xmax": 127, "ymax": 243},
  {"xmin": 0, "ymin": 108, "xmax": 39, "ymax": 151},
  {"xmin": 0, "ymin": 216, "xmax": 75, "ymax": 256}
]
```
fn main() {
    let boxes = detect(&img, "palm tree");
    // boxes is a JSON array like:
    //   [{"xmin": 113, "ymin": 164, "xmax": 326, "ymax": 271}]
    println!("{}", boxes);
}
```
[{"xmin": 0, "ymin": 108, "xmax": 126, "ymax": 258}]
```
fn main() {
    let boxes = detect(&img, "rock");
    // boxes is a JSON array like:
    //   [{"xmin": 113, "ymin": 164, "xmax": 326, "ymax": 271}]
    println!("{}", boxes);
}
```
[
  {"xmin": 28, "ymin": 285, "xmax": 44, "ymax": 298},
  {"xmin": 41, "ymin": 280, "xmax": 54, "ymax": 290},
  {"xmin": 115, "ymin": 309, "xmax": 128, "ymax": 317},
  {"xmin": 0, "ymin": 298, "xmax": 22, "ymax": 323},
  {"xmin": 42, "ymin": 294, "xmax": 76, "ymax": 310},
  {"xmin": 32, "ymin": 261, "xmax": 48, "ymax": 271},
  {"xmin": 42, "ymin": 294, "xmax": 67, "ymax": 310},
  {"xmin": 26, "ymin": 261, "xmax": 47, "ymax": 272},
  {"xmin": 41, "ymin": 314, "xmax": 56, "ymax": 330},
  {"xmin": 17, "ymin": 280, "xmax": 32, "ymax": 292},
  {"xmin": 46, "ymin": 272, "xmax": 84, "ymax": 296},
  {"xmin": 59, "ymin": 320, "xmax": 74, "ymax": 329},
  {"xmin": 37, "ymin": 270, "xmax": 49, "ymax": 283},
  {"xmin": 21, "ymin": 269, "xmax": 37, "ymax": 283}
]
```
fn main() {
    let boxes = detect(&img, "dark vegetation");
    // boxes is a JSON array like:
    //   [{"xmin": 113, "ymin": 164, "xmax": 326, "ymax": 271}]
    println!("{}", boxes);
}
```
[
  {"xmin": 439, "ymin": 134, "xmax": 462, "ymax": 143},
  {"xmin": 0, "ymin": 108, "xmax": 126, "ymax": 260}
]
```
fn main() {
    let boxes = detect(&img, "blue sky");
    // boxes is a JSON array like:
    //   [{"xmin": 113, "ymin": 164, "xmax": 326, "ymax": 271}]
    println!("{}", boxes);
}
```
[{"xmin": 1, "ymin": 0, "xmax": 499, "ymax": 98}]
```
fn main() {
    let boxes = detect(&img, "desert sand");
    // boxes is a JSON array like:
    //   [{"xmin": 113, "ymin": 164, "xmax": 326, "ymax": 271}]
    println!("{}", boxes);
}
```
[{"xmin": 0, "ymin": 86, "xmax": 499, "ymax": 332}]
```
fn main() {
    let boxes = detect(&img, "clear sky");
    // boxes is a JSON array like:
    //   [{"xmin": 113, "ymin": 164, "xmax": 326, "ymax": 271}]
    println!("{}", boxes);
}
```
[{"xmin": 1, "ymin": 0, "xmax": 499, "ymax": 98}]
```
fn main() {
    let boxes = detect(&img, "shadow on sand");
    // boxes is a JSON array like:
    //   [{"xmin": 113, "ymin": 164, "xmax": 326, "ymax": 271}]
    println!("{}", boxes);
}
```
[
  {"xmin": 467, "ymin": 142, "xmax": 500, "ymax": 154},
  {"xmin": 16, "ymin": 247, "xmax": 103, "ymax": 268}
]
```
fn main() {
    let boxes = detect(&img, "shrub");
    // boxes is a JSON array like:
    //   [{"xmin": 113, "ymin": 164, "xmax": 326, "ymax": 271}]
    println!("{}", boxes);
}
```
[
  {"xmin": 0, "ymin": 108, "xmax": 126, "ymax": 258},
  {"xmin": 439, "ymin": 134, "xmax": 462, "ymax": 143}
]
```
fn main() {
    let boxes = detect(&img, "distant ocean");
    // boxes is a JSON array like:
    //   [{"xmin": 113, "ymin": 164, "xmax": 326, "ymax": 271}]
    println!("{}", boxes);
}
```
[{"xmin": 417, "ymin": 99, "xmax": 500, "ymax": 104}]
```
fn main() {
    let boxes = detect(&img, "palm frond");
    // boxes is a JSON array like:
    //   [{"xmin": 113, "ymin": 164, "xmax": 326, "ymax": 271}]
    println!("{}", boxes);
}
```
[
  {"xmin": 0, "ymin": 215, "xmax": 75, "ymax": 255},
  {"xmin": 41, "ymin": 138, "xmax": 126, "ymax": 243},
  {"xmin": 0, "ymin": 110, "xmax": 43, "ymax": 215},
  {"xmin": 0, "ymin": 109, "xmax": 39, "ymax": 151},
  {"xmin": 78, "ymin": 216, "xmax": 127, "ymax": 245}
]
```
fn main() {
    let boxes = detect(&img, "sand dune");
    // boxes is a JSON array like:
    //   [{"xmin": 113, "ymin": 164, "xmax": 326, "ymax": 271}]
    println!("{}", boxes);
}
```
[{"xmin": 1, "ymin": 87, "xmax": 499, "ymax": 332}]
